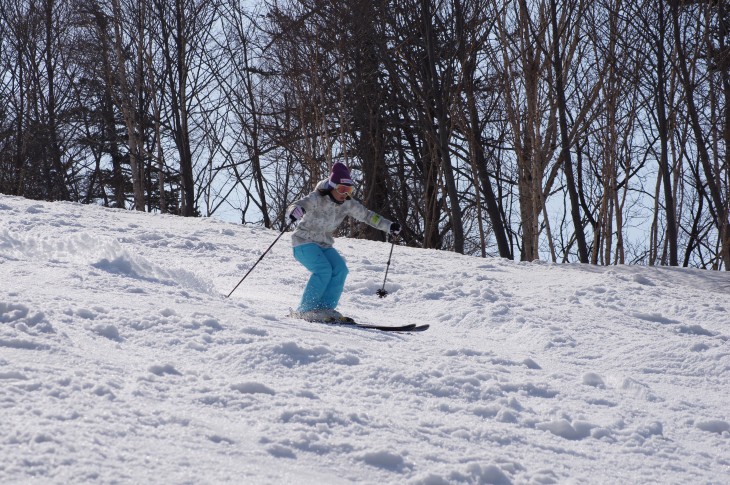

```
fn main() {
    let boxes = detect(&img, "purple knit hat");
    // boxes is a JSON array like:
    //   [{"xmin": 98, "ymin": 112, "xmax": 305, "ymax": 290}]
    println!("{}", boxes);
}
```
[{"xmin": 329, "ymin": 162, "xmax": 353, "ymax": 188}]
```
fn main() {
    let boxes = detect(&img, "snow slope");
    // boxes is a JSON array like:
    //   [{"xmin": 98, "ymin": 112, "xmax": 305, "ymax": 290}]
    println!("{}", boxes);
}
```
[{"xmin": 1, "ymin": 194, "xmax": 729, "ymax": 484}]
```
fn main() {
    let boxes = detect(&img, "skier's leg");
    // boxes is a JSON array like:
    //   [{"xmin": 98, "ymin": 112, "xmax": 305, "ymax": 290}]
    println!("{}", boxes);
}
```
[
  {"xmin": 319, "ymin": 248, "xmax": 348, "ymax": 310},
  {"xmin": 293, "ymin": 243, "xmax": 333, "ymax": 312}
]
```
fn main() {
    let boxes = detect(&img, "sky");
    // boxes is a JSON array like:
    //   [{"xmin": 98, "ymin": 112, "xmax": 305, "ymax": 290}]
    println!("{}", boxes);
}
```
[{"xmin": 1, "ymin": 194, "xmax": 729, "ymax": 484}]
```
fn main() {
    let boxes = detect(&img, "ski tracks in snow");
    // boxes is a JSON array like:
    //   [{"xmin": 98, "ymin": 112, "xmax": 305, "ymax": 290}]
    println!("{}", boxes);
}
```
[{"xmin": 344, "ymin": 250, "xmax": 730, "ymax": 482}]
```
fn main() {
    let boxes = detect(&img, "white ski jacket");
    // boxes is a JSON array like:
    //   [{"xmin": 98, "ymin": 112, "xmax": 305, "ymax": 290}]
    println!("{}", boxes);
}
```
[{"xmin": 286, "ymin": 179, "xmax": 393, "ymax": 248}]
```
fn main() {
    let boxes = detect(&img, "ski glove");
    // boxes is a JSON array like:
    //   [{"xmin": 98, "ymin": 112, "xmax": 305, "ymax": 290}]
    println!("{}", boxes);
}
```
[
  {"xmin": 389, "ymin": 222, "xmax": 401, "ymax": 236},
  {"xmin": 289, "ymin": 206, "xmax": 305, "ymax": 222}
]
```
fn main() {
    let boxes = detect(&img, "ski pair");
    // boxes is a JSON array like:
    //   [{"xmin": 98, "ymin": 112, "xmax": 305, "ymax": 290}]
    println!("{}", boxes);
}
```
[
  {"xmin": 289, "ymin": 309, "xmax": 429, "ymax": 332},
  {"xmin": 327, "ymin": 321, "xmax": 430, "ymax": 332}
]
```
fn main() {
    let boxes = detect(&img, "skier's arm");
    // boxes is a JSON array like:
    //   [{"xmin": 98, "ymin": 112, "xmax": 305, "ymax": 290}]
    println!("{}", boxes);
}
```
[
  {"xmin": 346, "ymin": 201, "xmax": 393, "ymax": 233},
  {"xmin": 286, "ymin": 191, "xmax": 318, "ymax": 221}
]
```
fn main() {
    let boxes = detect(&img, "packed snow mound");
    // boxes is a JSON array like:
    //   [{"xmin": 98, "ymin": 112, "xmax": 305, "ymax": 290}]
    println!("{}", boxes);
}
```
[{"xmin": 0, "ymin": 195, "xmax": 728, "ymax": 484}]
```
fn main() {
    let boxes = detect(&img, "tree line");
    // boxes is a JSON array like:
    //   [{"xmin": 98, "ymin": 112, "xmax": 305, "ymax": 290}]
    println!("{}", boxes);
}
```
[{"xmin": 1, "ymin": 0, "xmax": 728, "ymax": 269}]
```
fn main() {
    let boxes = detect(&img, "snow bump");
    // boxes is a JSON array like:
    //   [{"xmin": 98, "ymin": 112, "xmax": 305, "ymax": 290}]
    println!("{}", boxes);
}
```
[
  {"xmin": 148, "ymin": 364, "xmax": 182, "ymax": 376},
  {"xmin": 536, "ymin": 419, "xmax": 594, "ymax": 441},
  {"xmin": 231, "ymin": 382, "xmax": 275, "ymax": 395},
  {"xmin": 696, "ymin": 419, "xmax": 730, "ymax": 435},
  {"xmin": 360, "ymin": 449, "xmax": 409, "ymax": 472}
]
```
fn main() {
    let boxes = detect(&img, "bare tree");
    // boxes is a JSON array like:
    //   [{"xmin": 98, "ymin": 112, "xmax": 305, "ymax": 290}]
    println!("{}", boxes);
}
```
[
  {"xmin": 109, "ymin": 0, "xmax": 148, "ymax": 210},
  {"xmin": 152, "ymin": 0, "xmax": 220, "ymax": 217},
  {"xmin": 493, "ymin": 0, "xmax": 558, "ymax": 261},
  {"xmin": 0, "ymin": 0, "xmax": 75, "ymax": 200},
  {"xmin": 670, "ymin": 0, "xmax": 730, "ymax": 269},
  {"xmin": 452, "ymin": 0, "xmax": 512, "ymax": 258},
  {"xmin": 549, "ymin": 0, "xmax": 588, "ymax": 262},
  {"xmin": 212, "ymin": 2, "xmax": 272, "ymax": 225}
]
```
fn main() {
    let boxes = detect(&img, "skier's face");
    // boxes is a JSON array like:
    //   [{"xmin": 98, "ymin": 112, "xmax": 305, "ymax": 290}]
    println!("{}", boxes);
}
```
[{"xmin": 332, "ymin": 184, "xmax": 352, "ymax": 202}]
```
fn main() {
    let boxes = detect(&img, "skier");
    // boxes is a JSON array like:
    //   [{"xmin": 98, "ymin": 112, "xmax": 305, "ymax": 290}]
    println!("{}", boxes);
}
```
[{"xmin": 286, "ymin": 161, "xmax": 401, "ymax": 323}]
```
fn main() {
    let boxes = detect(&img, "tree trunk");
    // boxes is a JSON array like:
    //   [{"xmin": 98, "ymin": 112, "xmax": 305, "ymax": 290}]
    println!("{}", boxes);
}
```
[
  {"xmin": 421, "ymin": 0, "xmax": 464, "ymax": 253},
  {"xmin": 656, "ymin": 0, "xmax": 679, "ymax": 265},
  {"xmin": 111, "ymin": 0, "xmax": 146, "ymax": 211},
  {"xmin": 453, "ymin": 0, "xmax": 512, "ymax": 258},
  {"xmin": 175, "ymin": 0, "xmax": 195, "ymax": 217},
  {"xmin": 44, "ymin": 0, "xmax": 69, "ymax": 201},
  {"xmin": 550, "ymin": 0, "xmax": 588, "ymax": 263}
]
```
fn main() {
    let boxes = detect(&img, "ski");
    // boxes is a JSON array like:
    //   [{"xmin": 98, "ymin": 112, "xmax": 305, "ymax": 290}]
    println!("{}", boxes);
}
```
[
  {"xmin": 322, "ymin": 321, "xmax": 430, "ymax": 332},
  {"xmin": 289, "ymin": 311, "xmax": 429, "ymax": 332},
  {"xmin": 346, "ymin": 322, "xmax": 418, "ymax": 332},
  {"xmin": 304, "ymin": 320, "xmax": 416, "ymax": 332}
]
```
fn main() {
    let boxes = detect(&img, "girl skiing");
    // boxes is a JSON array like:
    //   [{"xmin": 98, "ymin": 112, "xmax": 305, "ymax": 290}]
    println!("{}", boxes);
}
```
[{"xmin": 286, "ymin": 162, "xmax": 400, "ymax": 322}]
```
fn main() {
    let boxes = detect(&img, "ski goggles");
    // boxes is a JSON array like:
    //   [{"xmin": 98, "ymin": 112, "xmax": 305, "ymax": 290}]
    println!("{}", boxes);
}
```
[{"xmin": 334, "ymin": 184, "xmax": 353, "ymax": 196}]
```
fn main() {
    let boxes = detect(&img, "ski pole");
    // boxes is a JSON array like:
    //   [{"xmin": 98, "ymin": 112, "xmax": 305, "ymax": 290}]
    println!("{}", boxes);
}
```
[
  {"xmin": 376, "ymin": 235, "xmax": 398, "ymax": 298},
  {"xmin": 227, "ymin": 223, "xmax": 291, "ymax": 298}
]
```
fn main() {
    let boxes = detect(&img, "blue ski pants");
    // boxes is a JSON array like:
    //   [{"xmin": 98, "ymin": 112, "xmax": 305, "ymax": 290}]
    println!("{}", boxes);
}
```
[{"xmin": 293, "ymin": 243, "xmax": 349, "ymax": 312}]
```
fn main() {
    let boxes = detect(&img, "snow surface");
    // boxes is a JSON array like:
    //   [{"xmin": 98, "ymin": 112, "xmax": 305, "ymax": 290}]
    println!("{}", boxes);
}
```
[{"xmin": 1, "ymin": 195, "xmax": 729, "ymax": 485}]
